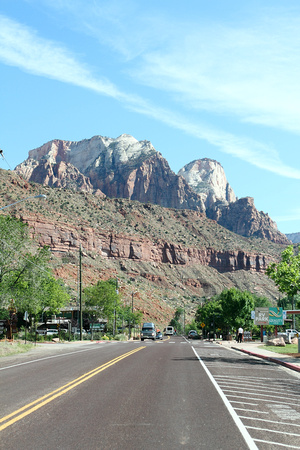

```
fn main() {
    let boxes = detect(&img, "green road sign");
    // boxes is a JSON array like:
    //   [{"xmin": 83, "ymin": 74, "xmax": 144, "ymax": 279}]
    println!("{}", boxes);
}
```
[{"xmin": 269, "ymin": 307, "xmax": 284, "ymax": 325}]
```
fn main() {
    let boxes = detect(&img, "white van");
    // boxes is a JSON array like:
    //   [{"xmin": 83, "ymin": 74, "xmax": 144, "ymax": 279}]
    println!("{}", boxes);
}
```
[{"xmin": 165, "ymin": 326, "xmax": 174, "ymax": 335}]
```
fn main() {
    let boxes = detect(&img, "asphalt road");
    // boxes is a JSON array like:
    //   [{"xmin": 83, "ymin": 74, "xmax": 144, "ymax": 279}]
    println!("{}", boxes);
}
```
[{"xmin": 1, "ymin": 337, "xmax": 300, "ymax": 449}]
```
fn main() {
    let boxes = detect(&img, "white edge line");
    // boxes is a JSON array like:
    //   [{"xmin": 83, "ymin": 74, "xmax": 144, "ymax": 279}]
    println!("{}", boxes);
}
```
[
  {"xmin": 0, "ymin": 345, "xmax": 101, "ymax": 371},
  {"xmin": 192, "ymin": 346, "xmax": 258, "ymax": 450}
]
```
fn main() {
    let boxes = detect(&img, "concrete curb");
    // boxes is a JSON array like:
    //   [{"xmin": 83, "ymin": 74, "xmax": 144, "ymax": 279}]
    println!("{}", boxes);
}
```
[{"xmin": 232, "ymin": 346, "xmax": 300, "ymax": 374}]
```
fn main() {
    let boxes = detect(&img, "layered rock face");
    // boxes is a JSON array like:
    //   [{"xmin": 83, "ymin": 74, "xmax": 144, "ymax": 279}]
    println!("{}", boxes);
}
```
[
  {"xmin": 25, "ymin": 214, "xmax": 271, "ymax": 273},
  {"xmin": 15, "ymin": 133, "xmax": 289, "ymax": 244}
]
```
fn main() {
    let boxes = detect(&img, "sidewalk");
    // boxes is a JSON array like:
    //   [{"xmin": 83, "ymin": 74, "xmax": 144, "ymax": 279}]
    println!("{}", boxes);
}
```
[{"xmin": 216, "ymin": 339, "xmax": 300, "ymax": 374}]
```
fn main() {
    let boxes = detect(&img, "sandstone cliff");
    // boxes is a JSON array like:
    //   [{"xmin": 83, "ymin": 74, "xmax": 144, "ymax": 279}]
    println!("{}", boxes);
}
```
[{"xmin": 15, "ymin": 134, "xmax": 289, "ymax": 245}]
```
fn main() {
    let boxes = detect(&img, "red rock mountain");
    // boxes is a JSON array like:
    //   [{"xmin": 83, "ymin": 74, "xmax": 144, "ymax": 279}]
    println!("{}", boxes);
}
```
[{"xmin": 15, "ymin": 134, "xmax": 289, "ymax": 245}]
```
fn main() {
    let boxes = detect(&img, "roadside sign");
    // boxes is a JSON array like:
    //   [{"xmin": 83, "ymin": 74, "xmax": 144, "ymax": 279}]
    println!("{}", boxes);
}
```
[
  {"xmin": 269, "ymin": 307, "xmax": 284, "ymax": 325},
  {"xmin": 254, "ymin": 307, "xmax": 269, "ymax": 325},
  {"xmin": 254, "ymin": 307, "xmax": 284, "ymax": 325},
  {"xmin": 200, "ymin": 322, "xmax": 205, "ymax": 328}
]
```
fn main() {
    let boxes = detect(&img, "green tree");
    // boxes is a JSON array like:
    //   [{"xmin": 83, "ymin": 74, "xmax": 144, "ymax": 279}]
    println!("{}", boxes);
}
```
[
  {"xmin": 0, "ymin": 216, "xmax": 69, "ymax": 322},
  {"xmin": 219, "ymin": 288, "xmax": 255, "ymax": 332},
  {"xmin": 195, "ymin": 298, "xmax": 224, "ymax": 335},
  {"xmin": 84, "ymin": 279, "xmax": 121, "ymax": 326},
  {"xmin": 9, "ymin": 248, "xmax": 68, "ymax": 320},
  {"xmin": 253, "ymin": 295, "xmax": 272, "ymax": 308},
  {"xmin": 266, "ymin": 245, "xmax": 300, "ymax": 300},
  {"xmin": 170, "ymin": 307, "xmax": 184, "ymax": 333},
  {"xmin": 0, "ymin": 216, "xmax": 32, "ymax": 302}
]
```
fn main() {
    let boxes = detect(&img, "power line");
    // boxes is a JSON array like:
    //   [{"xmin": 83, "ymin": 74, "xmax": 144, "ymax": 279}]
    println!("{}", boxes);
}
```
[{"xmin": 0, "ymin": 148, "xmax": 14, "ymax": 171}]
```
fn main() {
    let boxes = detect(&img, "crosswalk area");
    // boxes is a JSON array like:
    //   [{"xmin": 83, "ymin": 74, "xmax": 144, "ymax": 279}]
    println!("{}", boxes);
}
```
[{"xmin": 193, "ymin": 342, "xmax": 300, "ymax": 449}]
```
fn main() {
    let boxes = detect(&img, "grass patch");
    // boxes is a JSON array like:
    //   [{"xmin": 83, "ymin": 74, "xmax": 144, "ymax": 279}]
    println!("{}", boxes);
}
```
[
  {"xmin": 262, "ymin": 344, "xmax": 299, "ymax": 354},
  {"xmin": 0, "ymin": 341, "xmax": 35, "ymax": 357}
]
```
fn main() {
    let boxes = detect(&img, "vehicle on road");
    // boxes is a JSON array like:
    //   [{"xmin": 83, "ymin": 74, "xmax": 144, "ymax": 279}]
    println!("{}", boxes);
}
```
[
  {"xmin": 141, "ymin": 323, "xmax": 156, "ymax": 341},
  {"xmin": 165, "ymin": 326, "xmax": 174, "ymax": 335},
  {"xmin": 156, "ymin": 331, "xmax": 163, "ymax": 340},
  {"xmin": 188, "ymin": 330, "xmax": 199, "ymax": 339}
]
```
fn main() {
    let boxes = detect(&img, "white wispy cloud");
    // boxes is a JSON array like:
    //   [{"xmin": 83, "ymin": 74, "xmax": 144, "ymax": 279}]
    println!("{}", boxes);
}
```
[
  {"xmin": 0, "ymin": 14, "xmax": 120, "ymax": 98},
  {"xmin": 1, "ymin": 8, "xmax": 300, "ymax": 180},
  {"xmin": 132, "ymin": 16, "xmax": 300, "ymax": 133},
  {"xmin": 274, "ymin": 209, "xmax": 300, "ymax": 224},
  {"xmin": 52, "ymin": 0, "xmax": 300, "ymax": 136}
]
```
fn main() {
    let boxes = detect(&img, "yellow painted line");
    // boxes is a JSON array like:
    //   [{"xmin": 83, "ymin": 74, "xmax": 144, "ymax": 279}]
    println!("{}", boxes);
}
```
[{"xmin": 0, "ymin": 346, "xmax": 145, "ymax": 431}]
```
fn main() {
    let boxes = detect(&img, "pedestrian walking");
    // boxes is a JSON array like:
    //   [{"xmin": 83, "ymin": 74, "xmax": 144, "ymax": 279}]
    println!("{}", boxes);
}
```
[{"xmin": 237, "ymin": 326, "xmax": 243, "ymax": 343}]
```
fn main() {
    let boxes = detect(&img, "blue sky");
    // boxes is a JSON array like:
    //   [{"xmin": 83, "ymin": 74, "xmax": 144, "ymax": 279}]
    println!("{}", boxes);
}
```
[{"xmin": 1, "ymin": 0, "xmax": 300, "ymax": 234}]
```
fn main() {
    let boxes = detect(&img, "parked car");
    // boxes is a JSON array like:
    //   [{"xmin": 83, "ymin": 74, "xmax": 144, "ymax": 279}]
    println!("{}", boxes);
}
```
[
  {"xmin": 36, "ymin": 328, "xmax": 47, "ymax": 335},
  {"xmin": 73, "ymin": 329, "xmax": 88, "ymax": 335},
  {"xmin": 46, "ymin": 329, "xmax": 59, "ymax": 336},
  {"xmin": 188, "ymin": 330, "xmax": 198, "ymax": 339},
  {"xmin": 156, "ymin": 331, "xmax": 163, "ymax": 340},
  {"xmin": 278, "ymin": 329, "xmax": 299, "ymax": 343},
  {"xmin": 286, "ymin": 329, "xmax": 299, "ymax": 338}
]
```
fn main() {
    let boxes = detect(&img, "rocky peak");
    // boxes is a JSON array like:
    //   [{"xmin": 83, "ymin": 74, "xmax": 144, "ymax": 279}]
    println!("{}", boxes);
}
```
[
  {"xmin": 90, "ymin": 134, "xmax": 158, "ymax": 173},
  {"xmin": 178, "ymin": 158, "xmax": 236, "ymax": 210},
  {"xmin": 217, "ymin": 197, "xmax": 288, "ymax": 244}
]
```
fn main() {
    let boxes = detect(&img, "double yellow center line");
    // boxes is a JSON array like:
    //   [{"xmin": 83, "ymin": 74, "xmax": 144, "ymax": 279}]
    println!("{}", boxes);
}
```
[{"xmin": 0, "ymin": 346, "xmax": 145, "ymax": 431}]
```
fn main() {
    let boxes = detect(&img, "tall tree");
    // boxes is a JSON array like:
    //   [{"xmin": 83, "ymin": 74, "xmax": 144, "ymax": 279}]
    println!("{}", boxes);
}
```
[
  {"xmin": 0, "ymin": 215, "xmax": 69, "ymax": 321},
  {"xmin": 266, "ymin": 245, "xmax": 300, "ymax": 299},
  {"xmin": 0, "ymin": 215, "xmax": 31, "ymax": 300},
  {"xmin": 219, "ymin": 288, "xmax": 255, "ymax": 332},
  {"xmin": 84, "ymin": 279, "xmax": 121, "ymax": 324},
  {"xmin": 195, "ymin": 298, "xmax": 224, "ymax": 333}
]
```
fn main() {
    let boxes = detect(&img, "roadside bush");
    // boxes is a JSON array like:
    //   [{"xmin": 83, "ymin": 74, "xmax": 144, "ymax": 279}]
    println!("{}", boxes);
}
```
[
  {"xmin": 90, "ymin": 332, "xmax": 107, "ymax": 340},
  {"xmin": 114, "ymin": 334, "xmax": 127, "ymax": 341}
]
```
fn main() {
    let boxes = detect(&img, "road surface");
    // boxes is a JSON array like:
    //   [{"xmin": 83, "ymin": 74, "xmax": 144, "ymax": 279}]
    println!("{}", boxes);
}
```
[{"xmin": 1, "ymin": 336, "xmax": 300, "ymax": 449}]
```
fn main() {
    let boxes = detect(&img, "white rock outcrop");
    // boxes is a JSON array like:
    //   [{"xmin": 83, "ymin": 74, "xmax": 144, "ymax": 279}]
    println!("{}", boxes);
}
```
[{"xmin": 178, "ymin": 158, "xmax": 236, "ymax": 210}]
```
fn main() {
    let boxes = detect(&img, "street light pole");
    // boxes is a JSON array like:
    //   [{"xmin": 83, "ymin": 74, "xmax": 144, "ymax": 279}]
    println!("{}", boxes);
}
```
[
  {"xmin": 79, "ymin": 244, "xmax": 82, "ymax": 341},
  {"xmin": 0, "ymin": 194, "xmax": 47, "ymax": 211}
]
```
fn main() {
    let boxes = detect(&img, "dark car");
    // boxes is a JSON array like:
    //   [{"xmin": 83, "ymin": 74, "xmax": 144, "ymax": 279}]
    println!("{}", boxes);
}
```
[
  {"xmin": 188, "ymin": 330, "xmax": 198, "ymax": 339},
  {"xmin": 156, "ymin": 331, "xmax": 163, "ymax": 340}
]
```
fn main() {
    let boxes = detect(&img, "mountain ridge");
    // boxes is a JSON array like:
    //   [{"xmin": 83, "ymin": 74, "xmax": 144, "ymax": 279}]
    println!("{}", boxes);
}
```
[{"xmin": 15, "ymin": 134, "xmax": 289, "ymax": 246}]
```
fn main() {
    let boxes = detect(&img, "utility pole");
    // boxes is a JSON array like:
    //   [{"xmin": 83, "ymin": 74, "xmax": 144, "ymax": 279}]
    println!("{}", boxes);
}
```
[
  {"xmin": 79, "ymin": 244, "xmax": 82, "ymax": 341},
  {"xmin": 293, "ymin": 295, "xmax": 296, "ymax": 330},
  {"xmin": 113, "ymin": 277, "xmax": 118, "ymax": 336}
]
